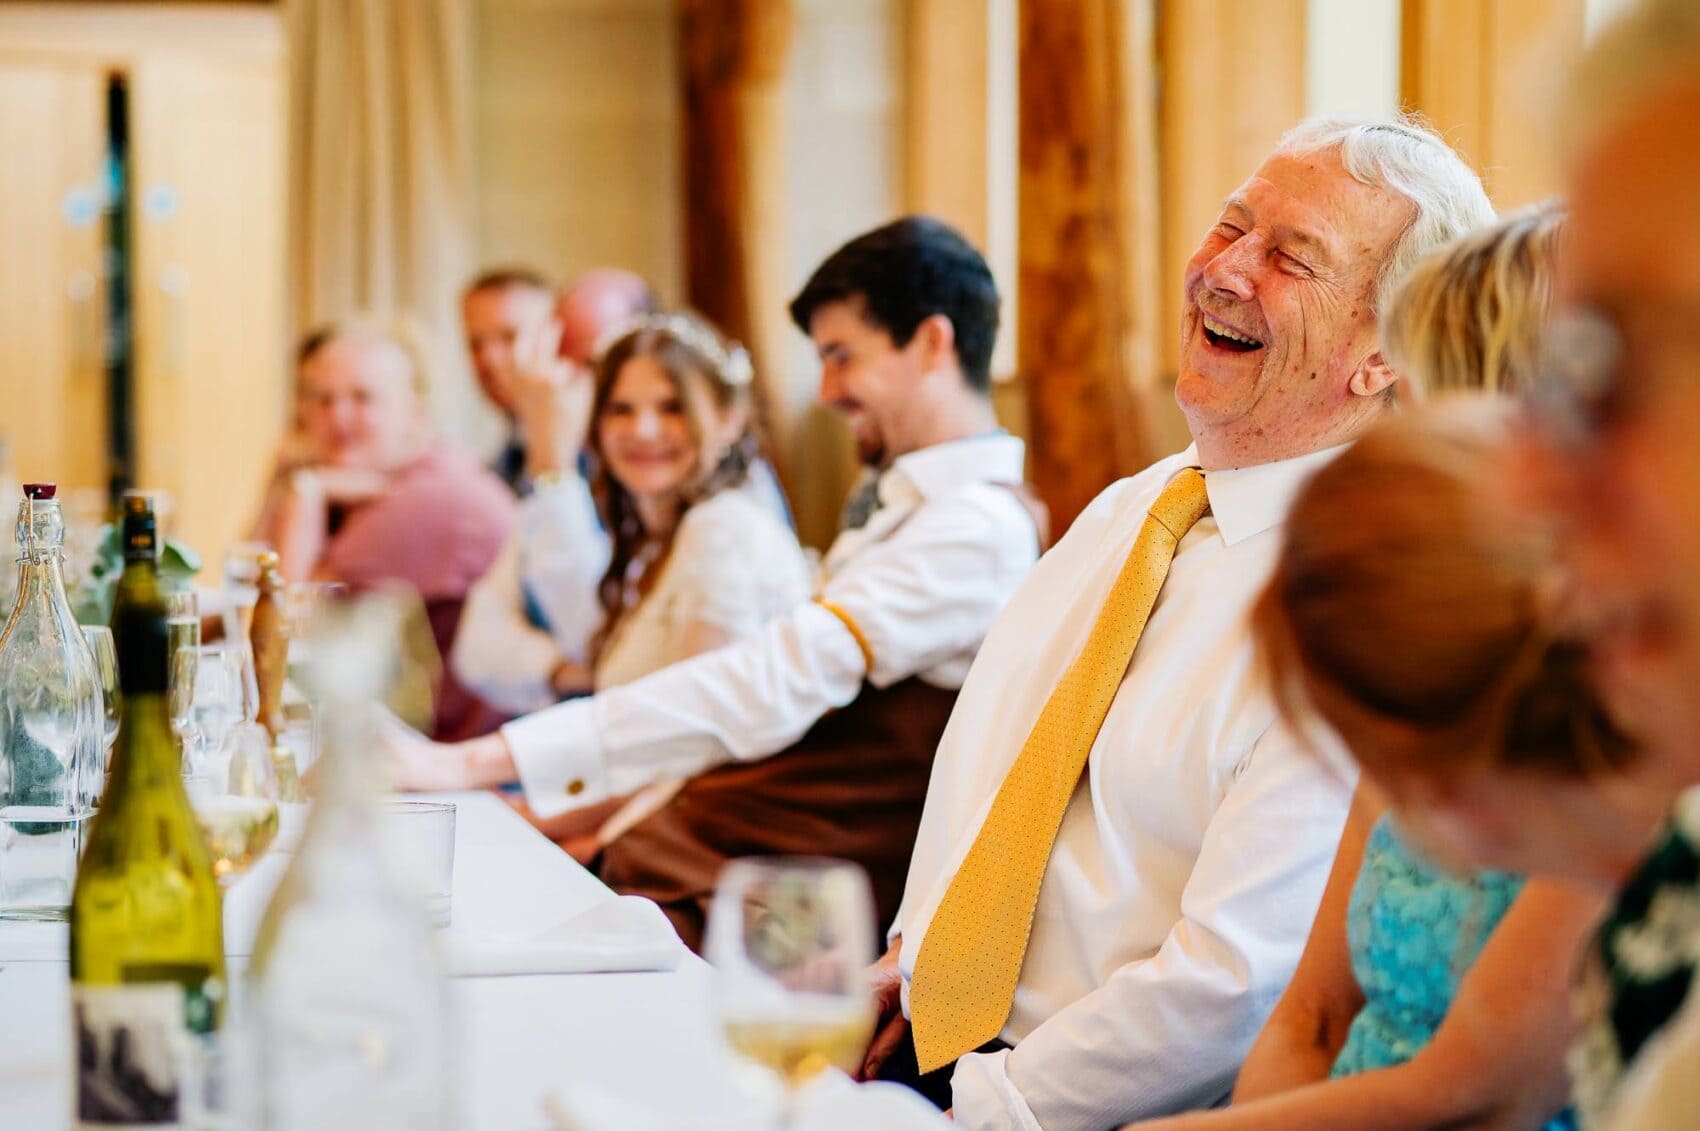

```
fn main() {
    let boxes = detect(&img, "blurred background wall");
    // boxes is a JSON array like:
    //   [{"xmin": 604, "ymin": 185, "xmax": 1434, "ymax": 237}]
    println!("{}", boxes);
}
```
[{"xmin": 0, "ymin": 0, "xmax": 1625, "ymax": 565}]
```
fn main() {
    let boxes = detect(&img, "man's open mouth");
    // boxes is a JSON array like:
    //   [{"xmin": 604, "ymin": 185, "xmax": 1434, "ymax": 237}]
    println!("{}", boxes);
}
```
[{"xmin": 1202, "ymin": 315, "xmax": 1265, "ymax": 353}]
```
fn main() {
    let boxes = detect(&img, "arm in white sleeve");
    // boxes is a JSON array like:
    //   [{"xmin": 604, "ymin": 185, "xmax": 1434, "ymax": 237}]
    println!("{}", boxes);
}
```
[
  {"xmin": 516, "ymin": 471, "xmax": 610, "ymax": 666},
  {"xmin": 503, "ymin": 488, "xmax": 1035, "ymax": 819},
  {"xmin": 451, "ymin": 529, "xmax": 567, "ymax": 715},
  {"xmin": 950, "ymin": 725, "xmax": 1354, "ymax": 1131}
]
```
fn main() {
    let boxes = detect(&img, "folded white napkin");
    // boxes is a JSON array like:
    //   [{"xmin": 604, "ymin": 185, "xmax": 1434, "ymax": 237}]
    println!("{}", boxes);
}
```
[
  {"xmin": 545, "ymin": 1069, "xmax": 951, "ymax": 1131},
  {"xmin": 445, "ymin": 895, "xmax": 685, "ymax": 977}
]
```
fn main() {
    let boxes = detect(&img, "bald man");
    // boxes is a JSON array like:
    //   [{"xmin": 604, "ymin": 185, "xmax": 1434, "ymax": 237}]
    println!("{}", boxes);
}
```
[{"xmin": 460, "ymin": 266, "xmax": 656, "ymax": 493}]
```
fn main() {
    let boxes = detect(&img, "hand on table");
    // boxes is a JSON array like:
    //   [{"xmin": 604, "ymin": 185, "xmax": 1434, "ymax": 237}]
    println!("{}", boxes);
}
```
[
  {"xmin": 376, "ymin": 708, "xmax": 516, "ymax": 792},
  {"xmin": 858, "ymin": 942, "xmax": 909, "ymax": 1082}
]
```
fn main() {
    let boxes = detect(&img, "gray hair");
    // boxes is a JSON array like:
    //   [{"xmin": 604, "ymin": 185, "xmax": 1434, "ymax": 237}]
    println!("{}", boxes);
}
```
[
  {"xmin": 1563, "ymin": 0, "xmax": 1700, "ymax": 164},
  {"xmin": 1275, "ymin": 114, "xmax": 1497, "ymax": 315}
]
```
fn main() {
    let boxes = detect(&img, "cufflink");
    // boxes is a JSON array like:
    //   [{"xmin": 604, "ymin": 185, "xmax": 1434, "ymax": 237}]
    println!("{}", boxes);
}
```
[{"xmin": 566, "ymin": 779, "xmax": 586, "ymax": 796}]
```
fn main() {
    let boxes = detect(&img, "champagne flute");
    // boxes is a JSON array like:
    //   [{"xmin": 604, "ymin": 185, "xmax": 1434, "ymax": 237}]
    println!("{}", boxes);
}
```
[
  {"xmin": 166, "ymin": 591, "xmax": 201, "ymax": 756},
  {"xmin": 706, "ymin": 857, "xmax": 877, "ymax": 1129},
  {"xmin": 79, "ymin": 625, "xmax": 120, "ymax": 778}
]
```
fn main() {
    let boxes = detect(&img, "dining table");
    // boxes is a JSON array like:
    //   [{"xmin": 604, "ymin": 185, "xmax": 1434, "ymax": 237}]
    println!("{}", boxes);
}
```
[{"xmin": 0, "ymin": 790, "xmax": 764, "ymax": 1130}]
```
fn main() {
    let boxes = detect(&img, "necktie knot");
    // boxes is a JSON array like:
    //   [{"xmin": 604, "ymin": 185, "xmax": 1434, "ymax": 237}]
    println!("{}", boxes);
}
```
[{"xmin": 1146, "ymin": 467, "xmax": 1209, "ymax": 540}]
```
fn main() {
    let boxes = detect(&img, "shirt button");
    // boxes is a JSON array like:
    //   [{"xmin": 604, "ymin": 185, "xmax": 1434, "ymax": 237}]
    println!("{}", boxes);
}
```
[{"xmin": 566, "ymin": 779, "xmax": 586, "ymax": 796}]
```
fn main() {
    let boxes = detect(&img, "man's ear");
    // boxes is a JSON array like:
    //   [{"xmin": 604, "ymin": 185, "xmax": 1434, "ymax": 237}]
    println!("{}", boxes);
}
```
[
  {"xmin": 913, "ymin": 312, "xmax": 957, "ymax": 375},
  {"xmin": 1348, "ymin": 351, "xmax": 1399, "ymax": 399}
]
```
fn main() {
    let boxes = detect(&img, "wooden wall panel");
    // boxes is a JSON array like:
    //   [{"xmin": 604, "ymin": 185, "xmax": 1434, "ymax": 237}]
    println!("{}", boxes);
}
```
[
  {"xmin": 0, "ymin": 59, "xmax": 107, "ymax": 496},
  {"xmin": 131, "ymin": 52, "xmax": 286, "ymax": 570},
  {"xmin": 1401, "ymin": 0, "xmax": 1586, "ymax": 208}
]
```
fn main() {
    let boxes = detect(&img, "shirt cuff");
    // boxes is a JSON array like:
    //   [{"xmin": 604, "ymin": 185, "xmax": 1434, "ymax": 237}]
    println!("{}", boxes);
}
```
[
  {"xmin": 502, "ymin": 698, "xmax": 607, "ymax": 819},
  {"xmin": 951, "ymin": 1048, "xmax": 1043, "ymax": 1131}
]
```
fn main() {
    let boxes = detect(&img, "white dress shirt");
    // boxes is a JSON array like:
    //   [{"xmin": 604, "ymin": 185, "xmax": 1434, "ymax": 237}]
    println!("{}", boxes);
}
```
[
  {"xmin": 453, "ymin": 462, "xmax": 796, "ymax": 714},
  {"xmin": 502, "ymin": 433, "xmax": 1037, "ymax": 819},
  {"xmin": 892, "ymin": 443, "xmax": 1355, "ymax": 1131}
]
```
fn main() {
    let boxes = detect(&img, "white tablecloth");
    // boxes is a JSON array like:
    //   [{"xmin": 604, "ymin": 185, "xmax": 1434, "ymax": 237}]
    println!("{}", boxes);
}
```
[{"xmin": 0, "ymin": 791, "xmax": 759, "ymax": 1130}]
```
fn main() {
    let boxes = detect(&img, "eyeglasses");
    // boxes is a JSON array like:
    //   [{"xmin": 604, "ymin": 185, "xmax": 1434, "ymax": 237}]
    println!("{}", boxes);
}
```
[{"xmin": 1524, "ymin": 301, "xmax": 1700, "ymax": 454}]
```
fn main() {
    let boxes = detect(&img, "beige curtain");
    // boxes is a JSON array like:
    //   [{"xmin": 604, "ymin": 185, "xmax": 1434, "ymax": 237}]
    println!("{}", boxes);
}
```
[{"xmin": 286, "ymin": 0, "xmax": 490, "ymax": 447}]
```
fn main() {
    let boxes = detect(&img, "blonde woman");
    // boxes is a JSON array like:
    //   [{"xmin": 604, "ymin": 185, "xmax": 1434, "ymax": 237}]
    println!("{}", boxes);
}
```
[
  {"xmin": 451, "ymin": 311, "xmax": 811, "ymax": 859},
  {"xmin": 1383, "ymin": 199, "xmax": 1565, "ymax": 401},
  {"xmin": 251, "ymin": 318, "xmax": 517, "ymax": 740}
]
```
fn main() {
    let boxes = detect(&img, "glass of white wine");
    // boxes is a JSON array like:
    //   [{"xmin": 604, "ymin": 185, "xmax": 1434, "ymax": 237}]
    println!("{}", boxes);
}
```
[
  {"xmin": 186, "ymin": 721, "xmax": 280, "ymax": 887},
  {"xmin": 705, "ymin": 857, "xmax": 877, "ymax": 1129}
]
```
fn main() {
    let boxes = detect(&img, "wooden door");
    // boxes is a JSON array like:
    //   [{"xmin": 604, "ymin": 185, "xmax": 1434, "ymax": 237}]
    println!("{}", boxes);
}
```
[
  {"xmin": 129, "ymin": 52, "xmax": 286, "ymax": 570},
  {"xmin": 0, "ymin": 57, "xmax": 108, "ymax": 495}
]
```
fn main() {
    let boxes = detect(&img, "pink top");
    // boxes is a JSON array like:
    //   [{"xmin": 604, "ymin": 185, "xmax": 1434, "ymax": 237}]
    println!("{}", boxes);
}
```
[{"xmin": 320, "ymin": 442, "xmax": 516, "ymax": 601}]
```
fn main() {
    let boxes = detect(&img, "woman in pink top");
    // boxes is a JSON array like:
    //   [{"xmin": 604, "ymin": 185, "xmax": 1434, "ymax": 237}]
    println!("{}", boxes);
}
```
[{"xmin": 252, "ymin": 317, "xmax": 516, "ymax": 738}]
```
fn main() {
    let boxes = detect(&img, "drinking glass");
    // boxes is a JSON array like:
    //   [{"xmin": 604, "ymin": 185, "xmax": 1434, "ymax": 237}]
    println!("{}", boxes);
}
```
[
  {"xmin": 165, "ymin": 591, "xmax": 201, "ymax": 751},
  {"xmin": 186, "ymin": 643, "xmax": 258, "ymax": 779},
  {"xmin": 185, "ymin": 720, "xmax": 280, "ymax": 887},
  {"xmin": 79, "ymin": 625, "xmax": 120, "ymax": 777},
  {"xmin": 705, "ymin": 858, "xmax": 877, "ymax": 1128}
]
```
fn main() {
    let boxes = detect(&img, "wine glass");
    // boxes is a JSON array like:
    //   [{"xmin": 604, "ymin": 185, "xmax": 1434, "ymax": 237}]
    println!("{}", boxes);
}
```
[
  {"xmin": 705, "ymin": 857, "xmax": 877, "ymax": 1128},
  {"xmin": 185, "ymin": 720, "xmax": 280, "ymax": 887},
  {"xmin": 79, "ymin": 625, "xmax": 120, "ymax": 778},
  {"xmin": 189, "ymin": 643, "xmax": 258, "ymax": 755}
]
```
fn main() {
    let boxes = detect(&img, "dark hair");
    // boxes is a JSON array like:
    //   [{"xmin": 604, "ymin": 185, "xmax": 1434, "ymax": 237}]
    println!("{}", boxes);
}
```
[
  {"xmin": 462, "ymin": 266, "xmax": 554, "ymax": 301},
  {"xmin": 587, "ymin": 313, "xmax": 761, "ymax": 659},
  {"xmin": 787, "ymin": 215, "xmax": 1000, "ymax": 391}
]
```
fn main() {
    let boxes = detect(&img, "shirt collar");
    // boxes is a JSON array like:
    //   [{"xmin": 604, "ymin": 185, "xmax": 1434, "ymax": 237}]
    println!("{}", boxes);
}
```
[
  {"xmin": 1187, "ymin": 442, "xmax": 1350, "ymax": 547},
  {"xmin": 884, "ymin": 432, "xmax": 1027, "ymax": 503}
]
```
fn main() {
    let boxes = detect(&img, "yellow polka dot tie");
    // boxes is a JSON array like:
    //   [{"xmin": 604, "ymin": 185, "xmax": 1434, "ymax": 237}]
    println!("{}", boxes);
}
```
[{"xmin": 908, "ymin": 468, "xmax": 1210, "ymax": 1073}]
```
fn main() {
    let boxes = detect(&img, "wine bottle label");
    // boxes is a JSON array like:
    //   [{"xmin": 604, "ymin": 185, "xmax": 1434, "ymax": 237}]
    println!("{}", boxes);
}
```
[{"xmin": 72, "ymin": 977, "xmax": 216, "ymax": 1129}]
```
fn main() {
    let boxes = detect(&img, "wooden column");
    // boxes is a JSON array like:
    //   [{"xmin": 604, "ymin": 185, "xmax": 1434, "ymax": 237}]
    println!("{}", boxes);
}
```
[
  {"xmin": 1017, "ymin": 0, "xmax": 1157, "ymax": 534},
  {"xmin": 678, "ymin": 0, "xmax": 792, "ymax": 358},
  {"xmin": 1401, "ymin": 0, "xmax": 1585, "ymax": 208},
  {"xmin": 905, "ymin": 0, "xmax": 991, "ymax": 246}
]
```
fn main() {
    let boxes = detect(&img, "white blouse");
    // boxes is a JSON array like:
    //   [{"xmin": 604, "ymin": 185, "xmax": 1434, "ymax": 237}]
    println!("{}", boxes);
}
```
[{"xmin": 594, "ymin": 489, "xmax": 812, "ymax": 688}]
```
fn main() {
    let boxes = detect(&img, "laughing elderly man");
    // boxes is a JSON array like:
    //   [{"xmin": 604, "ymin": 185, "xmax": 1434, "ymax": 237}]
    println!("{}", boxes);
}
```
[{"xmin": 863, "ymin": 116, "xmax": 1494, "ymax": 1131}]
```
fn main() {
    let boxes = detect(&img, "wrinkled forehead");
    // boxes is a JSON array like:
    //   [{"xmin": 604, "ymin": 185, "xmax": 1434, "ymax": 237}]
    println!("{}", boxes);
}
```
[
  {"xmin": 1565, "ymin": 78, "xmax": 1700, "ymax": 310},
  {"xmin": 1230, "ymin": 145, "xmax": 1414, "ymax": 270}
]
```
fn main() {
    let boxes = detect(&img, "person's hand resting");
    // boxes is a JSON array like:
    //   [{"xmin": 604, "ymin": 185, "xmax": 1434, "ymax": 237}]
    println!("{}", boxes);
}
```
[
  {"xmin": 376, "ymin": 707, "xmax": 518, "ymax": 793},
  {"xmin": 859, "ymin": 942, "xmax": 909, "ymax": 1082}
]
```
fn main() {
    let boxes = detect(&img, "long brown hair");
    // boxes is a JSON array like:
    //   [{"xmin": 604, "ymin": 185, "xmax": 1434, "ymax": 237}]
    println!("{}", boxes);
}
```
[
  {"xmin": 588, "ymin": 312, "xmax": 762, "ymax": 659},
  {"xmin": 1254, "ymin": 399, "xmax": 1632, "ymax": 779}
]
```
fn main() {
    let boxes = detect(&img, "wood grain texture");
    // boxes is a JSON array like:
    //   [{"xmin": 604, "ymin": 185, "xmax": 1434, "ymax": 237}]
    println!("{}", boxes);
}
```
[{"xmin": 1018, "ymin": 0, "xmax": 1156, "ymax": 533}]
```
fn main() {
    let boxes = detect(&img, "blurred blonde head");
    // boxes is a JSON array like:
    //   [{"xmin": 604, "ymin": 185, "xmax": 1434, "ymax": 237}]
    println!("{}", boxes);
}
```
[
  {"xmin": 1381, "ymin": 201, "xmax": 1565, "ymax": 400},
  {"xmin": 294, "ymin": 315, "xmax": 432, "ymax": 471}
]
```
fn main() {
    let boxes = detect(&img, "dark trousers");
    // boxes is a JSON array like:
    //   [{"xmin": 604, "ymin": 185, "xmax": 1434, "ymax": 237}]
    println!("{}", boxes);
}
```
[{"xmin": 876, "ymin": 1029, "xmax": 1010, "ymax": 1110}]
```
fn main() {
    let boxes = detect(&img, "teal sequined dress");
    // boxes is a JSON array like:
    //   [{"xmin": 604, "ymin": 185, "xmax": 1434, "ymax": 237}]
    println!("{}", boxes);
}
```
[{"xmin": 1330, "ymin": 816, "xmax": 1575, "ymax": 1130}]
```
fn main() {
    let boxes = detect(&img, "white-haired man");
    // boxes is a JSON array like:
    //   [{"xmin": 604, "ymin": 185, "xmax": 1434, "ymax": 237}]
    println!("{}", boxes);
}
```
[{"xmin": 863, "ymin": 116, "xmax": 1494, "ymax": 1130}]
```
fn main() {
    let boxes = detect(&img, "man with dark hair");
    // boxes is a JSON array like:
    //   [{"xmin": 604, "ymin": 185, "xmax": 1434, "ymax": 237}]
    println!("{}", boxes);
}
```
[{"xmin": 388, "ymin": 216, "xmax": 1041, "ymax": 947}]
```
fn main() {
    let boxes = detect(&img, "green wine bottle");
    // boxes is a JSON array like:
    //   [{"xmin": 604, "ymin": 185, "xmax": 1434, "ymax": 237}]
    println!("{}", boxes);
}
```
[{"xmin": 70, "ymin": 493, "xmax": 224, "ymax": 1129}]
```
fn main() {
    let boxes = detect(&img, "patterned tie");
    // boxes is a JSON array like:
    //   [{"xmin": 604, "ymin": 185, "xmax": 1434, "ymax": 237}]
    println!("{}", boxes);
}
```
[
  {"xmin": 908, "ymin": 467, "xmax": 1210, "ymax": 1072},
  {"xmin": 841, "ymin": 471, "xmax": 884, "ymax": 531}
]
